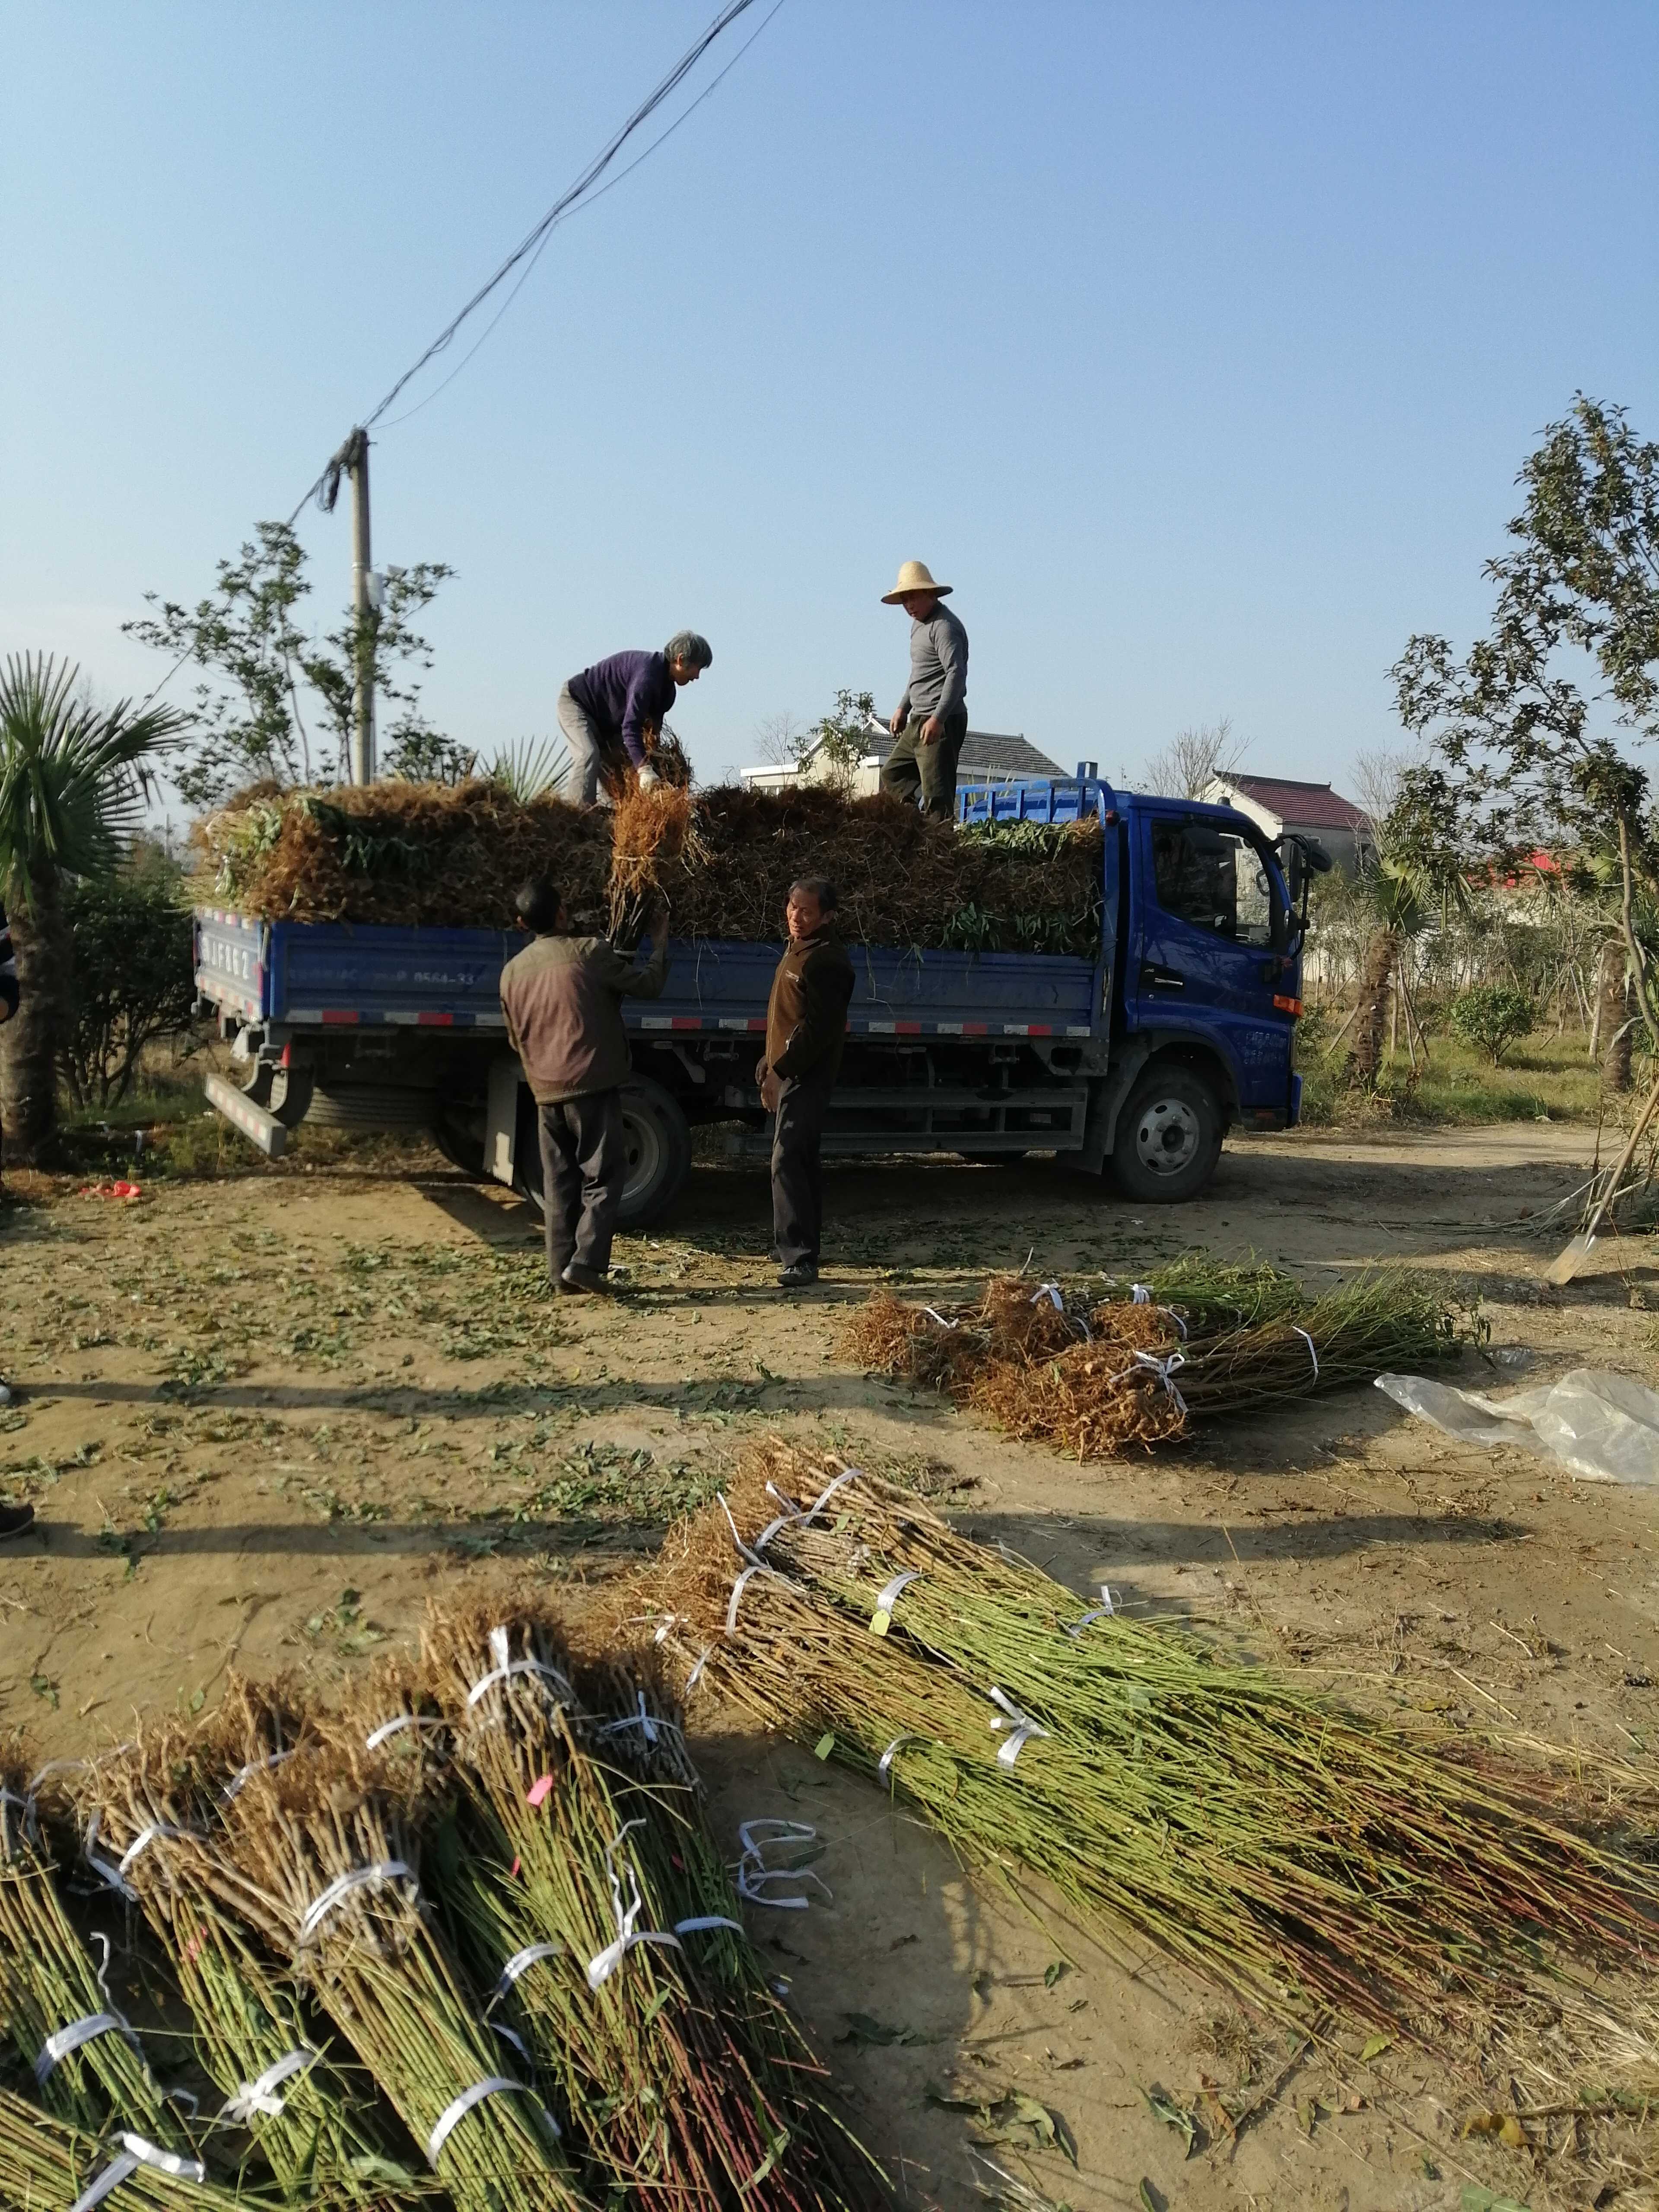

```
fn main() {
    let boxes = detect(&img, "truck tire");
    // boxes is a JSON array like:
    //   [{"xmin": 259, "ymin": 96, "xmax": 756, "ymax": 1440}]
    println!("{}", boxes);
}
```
[
  {"xmin": 1109, "ymin": 1064, "xmax": 1221, "ymax": 1204},
  {"xmin": 431, "ymin": 1103, "xmax": 487, "ymax": 1179},
  {"xmin": 307, "ymin": 1083, "xmax": 436, "ymax": 1131},
  {"xmin": 512, "ymin": 1077, "xmax": 693, "ymax": 1233}
]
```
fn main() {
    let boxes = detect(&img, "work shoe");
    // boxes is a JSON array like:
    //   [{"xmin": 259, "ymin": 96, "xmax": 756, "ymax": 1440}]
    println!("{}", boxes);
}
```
[
  {"xmin": 777, "ymin": 1262, "xmax": 818, "ymax": 1290},
  {"xmin": 0, "ymin": 1503, "xmax": 35, "ymax": 1540},
  {"xmin": 560, "ymin": 1262, "xmax": 613, "ymax": 1296}
]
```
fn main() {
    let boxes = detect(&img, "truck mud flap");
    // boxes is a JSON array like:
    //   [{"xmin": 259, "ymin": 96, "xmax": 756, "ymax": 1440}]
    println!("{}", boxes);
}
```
[{"xmin": 204, "ymin": 1071, "xmax": 289, "ymax": 1158}]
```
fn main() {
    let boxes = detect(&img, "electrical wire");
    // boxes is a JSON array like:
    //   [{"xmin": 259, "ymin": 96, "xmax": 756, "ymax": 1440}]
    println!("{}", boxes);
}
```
[
  {"xmin": 285, "ymin": 0, "xmax": 768, "ymax": 521},
  {"xmin": 374, "ymin": 0, "xmax": 788, "ymax": 433}
]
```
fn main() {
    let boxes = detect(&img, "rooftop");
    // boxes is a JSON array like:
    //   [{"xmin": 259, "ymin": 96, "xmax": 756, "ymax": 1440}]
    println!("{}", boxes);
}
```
[
  {"xmin": 1212, "ymin": 774, "xmax": 1369, "ymax": 833},
  {"xmin": 876, "ymin": 728, "xmax": 1065, "ymax": 780}
]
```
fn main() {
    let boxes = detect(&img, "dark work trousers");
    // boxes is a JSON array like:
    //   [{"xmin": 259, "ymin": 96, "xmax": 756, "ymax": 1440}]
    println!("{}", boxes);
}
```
[
  {"xmin": 880, "ymin": 708, "xmax": 969, "ymax": 819},
  {"xmin": 537, "ymin": 1088, "xmax": 626, "ymax": 1281},
  {"xmin": 771, "ymin": 1070, "xmax": 834, "ymax": 1272}
]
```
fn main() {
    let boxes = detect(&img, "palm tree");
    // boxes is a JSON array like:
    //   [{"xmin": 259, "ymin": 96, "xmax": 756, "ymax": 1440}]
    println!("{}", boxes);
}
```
[
  {"xmin": 0, "ymin": 655, "xmax": 184, "ymax": 1164},
  {"xmin": 1346, "ymin": 767, "xmax": 1470, "ymax": 1088}
]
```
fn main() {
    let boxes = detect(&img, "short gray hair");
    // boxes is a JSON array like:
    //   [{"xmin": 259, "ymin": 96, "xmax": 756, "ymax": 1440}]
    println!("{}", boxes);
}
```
[
  {"xmin": 789, "ymin": 875, "xmax": 838, "ymax": 912},
  {"xmin": 664, "ymin": 630, "xmax": 712, "ymax": 671}
]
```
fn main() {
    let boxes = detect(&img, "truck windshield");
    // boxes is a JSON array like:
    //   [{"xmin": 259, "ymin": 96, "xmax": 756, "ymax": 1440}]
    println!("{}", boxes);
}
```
[{"xmin": 1152, "ymin": 820, "xmax": 1285, "ymax": 951}]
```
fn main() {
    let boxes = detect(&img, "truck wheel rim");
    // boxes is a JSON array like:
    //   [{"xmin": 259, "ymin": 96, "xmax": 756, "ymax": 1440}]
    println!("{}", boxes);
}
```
[
  {"xmin": 1134, "ymin": 1096, "xmax": 1201, "ymax": 1176},
  {"xmin": 622, "ymin": 1108, "xmax": 663, "ymax": 1204}
]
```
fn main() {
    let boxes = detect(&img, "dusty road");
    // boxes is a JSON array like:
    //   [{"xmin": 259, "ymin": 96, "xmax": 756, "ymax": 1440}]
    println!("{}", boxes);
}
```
[{"xmin": 4, "ymin": 1119, "xmax": 1656, "ymax": 2210}]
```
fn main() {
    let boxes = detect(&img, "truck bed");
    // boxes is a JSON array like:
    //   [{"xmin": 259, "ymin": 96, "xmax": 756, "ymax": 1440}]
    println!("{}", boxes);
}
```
[{"xmin": 194, "ymin": 910, "xmax": 1101, "ymax": 1040}]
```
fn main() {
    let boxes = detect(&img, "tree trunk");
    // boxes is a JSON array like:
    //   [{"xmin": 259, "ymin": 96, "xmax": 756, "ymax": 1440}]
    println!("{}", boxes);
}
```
[
  {"xmin": 1348, "ymin": 928, "xmax": 1399, "ymax": 1087},
  {"xmin": 1596, "ymin": 940, "xmax": 1634, "ymax": 1093},
  {"xmin": 0, "ymin": 870, "xmax": 69, "ymax": 1166}
]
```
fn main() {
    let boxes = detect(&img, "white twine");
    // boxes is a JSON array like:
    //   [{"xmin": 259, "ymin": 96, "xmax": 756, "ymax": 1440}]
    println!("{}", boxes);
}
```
[
  {"xmin": 734, "ymin": 1819, "xmax": 831, "ymax": 1910},
  {"xmin": 1293, "ymin": 1325, "xmax": 1319, "ymax": 1380},
  {"xmin": 1130, "ymin": 1283, "xmax": 1152, "ymax": 1303},
  {"xmin": 495, "ymin": 1940, "xmax": 563, "ymax": 1998},
  {"xmin": 80, "ymin": 1815, "xmax": 139, "ymax": 1904},
  {"xmin": 585, "ymin": 1823, "xmax": 684, "ymax": 1988},
  {"xmin": 987, "ymin": 1686, "xmax": 1050, "ymax": 1770},
  {"xmin": 216, "ymin": 2045, "xmax": 317, "ymax": 2125},
  {"xmin": 1031, "ymin": 1283, "xmax": 1064, "ymax": 1309},
  {"xmin": 296, "ymin": 1860, "xmax": 415, "ymax": 1947},
  {"xmin": 1131, "ymin": 1348, "xmax": 1188, "ymax": 1415},
  {"xmin": 426, "ymin": 2075, "xmax": 529, "ymax": 2168},
  {"xmin": 465, "ymin": 1626, "xmax": 573, "ymax": 1712},
  {"xmin": 684, "ymin": 1646, "xmax": 712, "ymax": 1692},
  {"xmin": 69, "ymin": 2134, "xmax": 203, "ymax": 2212},
  {"xmin": 597, "ymin": 1692, "xmax": 686, "ymax": 1751},
  {"xmin": 118, "ymin": 1821, "xmax": 193, "ymax": 1882},
  {"xmin": 921, "ymin": 1307, "xmax": 957, "ymax": 1328}
]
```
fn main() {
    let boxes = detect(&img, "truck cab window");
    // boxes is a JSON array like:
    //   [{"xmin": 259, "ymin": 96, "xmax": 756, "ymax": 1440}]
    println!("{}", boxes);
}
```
[{"xmin": 1151, "ymin": 820, "xmax": 1281, "ymax": 950}]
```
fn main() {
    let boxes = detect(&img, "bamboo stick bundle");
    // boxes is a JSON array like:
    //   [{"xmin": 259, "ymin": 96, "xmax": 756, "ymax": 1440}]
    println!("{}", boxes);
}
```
[
  {"xmin": 643, "ymin": 1461, "xmax": 1659, "ymax": 2057},
  {"xmin": 0, "ymin": 1754, "xmax": 184, "ymax": 2151},
  {"xmin": 0, "ymin": 2086, "xmax": 248, "ymax": 2212},
  {"xmin": 72, "ymin": 1719, "xmax": 417, "ymax": 2205},
  {"xmin": 421, "ymin": 1601, "xmax": 890, "ymax": 2210},
  {"xmin": 187, "ymin": 1690, "xmax": 587, "ymax": 2212},
  {"xmin": 843, "ymin": 1266, "xmax": 1458, "ymax": 1456}
]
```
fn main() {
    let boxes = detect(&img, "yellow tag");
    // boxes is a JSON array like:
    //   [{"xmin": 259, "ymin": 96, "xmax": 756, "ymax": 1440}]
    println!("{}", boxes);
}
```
[
  {"xmin": 812, "ymin": 1732, "xmax": 835, "ymax": 1761},
  {"xmin": 870, "ymin": 1608, "xmax": 892, "ymax": 1637}
]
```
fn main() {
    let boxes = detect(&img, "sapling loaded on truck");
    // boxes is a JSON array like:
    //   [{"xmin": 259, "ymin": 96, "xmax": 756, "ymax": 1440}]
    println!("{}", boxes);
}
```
[{"xmin": 194, "ymin": 775, "xmax": 1317, "ymax": 1227}]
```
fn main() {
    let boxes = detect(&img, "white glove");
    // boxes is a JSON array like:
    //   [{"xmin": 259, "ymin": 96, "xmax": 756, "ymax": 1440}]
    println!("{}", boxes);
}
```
[{"xmin": 638, "ymin": 763, "xmax": 661, "ymax": 791}]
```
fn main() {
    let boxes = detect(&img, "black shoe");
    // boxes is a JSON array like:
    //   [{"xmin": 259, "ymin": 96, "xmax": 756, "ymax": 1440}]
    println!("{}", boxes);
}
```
[
  {"xmin": 0, "ymin": 1503, "xmax": 35, "ymax": 1540},
  {"xmin": 777, "ymin": 1262, "xmax": 818, "ymax": 1290},
  {"xmin": 560, "ymin": 1262, "xmax": 613, "ymax": 1296}
]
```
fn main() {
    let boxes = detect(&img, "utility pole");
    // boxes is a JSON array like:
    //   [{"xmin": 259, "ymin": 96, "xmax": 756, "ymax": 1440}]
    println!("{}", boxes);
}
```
[{"xmin": 342, "ymin": 427, "xmax": 377, "ymax": 784}]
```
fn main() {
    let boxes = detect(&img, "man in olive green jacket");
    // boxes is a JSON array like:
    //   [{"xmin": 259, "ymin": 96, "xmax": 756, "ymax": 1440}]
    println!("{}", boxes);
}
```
[
  {"xmin": 499, "ymin": 876, "xmax": 669, "ymax": 1292},
  {"xmin": 756, "ymin": 877, "xmax": 855, "ymax": 1289}
]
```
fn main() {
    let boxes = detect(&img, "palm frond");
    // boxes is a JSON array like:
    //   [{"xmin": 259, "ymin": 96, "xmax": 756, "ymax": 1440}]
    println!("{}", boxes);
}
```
[
  {"xmin": 486, "ymin": 734, "xmax": 571, "ymax": 804},
  {"xmin": 0, "ymin": 653, "xmax": 187, "ymax": 909}
]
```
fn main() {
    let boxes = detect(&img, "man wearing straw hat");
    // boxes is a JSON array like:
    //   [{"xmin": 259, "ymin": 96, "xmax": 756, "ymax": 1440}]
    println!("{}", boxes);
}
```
[{"xmin": 879, "ymin": 561, "xmax": 969, "ymax": 820}]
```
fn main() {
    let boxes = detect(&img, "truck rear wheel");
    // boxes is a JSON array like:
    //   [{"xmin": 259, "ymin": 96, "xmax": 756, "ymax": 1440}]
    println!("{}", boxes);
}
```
[
  {"xmin": 512, "ymin": 1077, "xmax": 693, "ymax": 1232},
  {"xmin": 1109, "ymin": 1065, "xmax": 1221, "ymax": 1204}
]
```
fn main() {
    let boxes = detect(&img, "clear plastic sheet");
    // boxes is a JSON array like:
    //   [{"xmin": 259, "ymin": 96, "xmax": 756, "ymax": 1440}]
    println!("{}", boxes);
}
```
[{"xmin": 1376, "ymin": 1367, "xmax": 1659, "ymax": 1486}]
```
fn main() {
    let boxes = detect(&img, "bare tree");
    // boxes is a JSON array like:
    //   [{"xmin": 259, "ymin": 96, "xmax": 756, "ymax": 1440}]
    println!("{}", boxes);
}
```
[
  {"xmin": 1350, "ymin": 745, "xmax": 1428, "ymax": 854},
  {"xmin": 1142, "ymin": 716, "xmax": 1246, "ymax": 799},
  {"xmin": 753, "ymin": 710, "xmax": 809, "ymax": 767}
]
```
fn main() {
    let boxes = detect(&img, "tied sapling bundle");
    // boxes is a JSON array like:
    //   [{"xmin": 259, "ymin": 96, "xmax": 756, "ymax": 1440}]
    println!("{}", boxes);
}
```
[
  {"xmin": 843, "ymin": 1265, "xmax": 1459, "ymax": 1457},
  {"xmin": 74, "ymin": 1713, "xmax": 413, "ymax": 2205},
  {"xmin": 194, "ymin": 1696, "xmax": 585, "ymax": 2212},
  {"xmin": 421, "ymin": 1601, "xmax": 890, "ymax": 2211},
  {"xmin": 0, "ymin": 2086, "xmax": 246, "ymax": 2212},
  {"xmin": 647, "ymin": 1448, "xmax": 1659, "ymax": 2065},
  {"xmin": 0, "ymin": 1754, "xmax": 193, "ymax": 2167}
]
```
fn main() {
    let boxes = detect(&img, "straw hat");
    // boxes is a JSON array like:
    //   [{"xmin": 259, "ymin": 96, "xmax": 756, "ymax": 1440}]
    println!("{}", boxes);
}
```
[{"xmin": 880, "ymin": 559, "xmax": 953, "ymax": 604}]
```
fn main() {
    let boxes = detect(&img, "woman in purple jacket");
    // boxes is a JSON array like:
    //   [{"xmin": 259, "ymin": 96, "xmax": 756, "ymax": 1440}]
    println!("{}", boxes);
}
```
[{"xmin": 556, "ymin": 630, "xmax": 711, "ymax": 803}]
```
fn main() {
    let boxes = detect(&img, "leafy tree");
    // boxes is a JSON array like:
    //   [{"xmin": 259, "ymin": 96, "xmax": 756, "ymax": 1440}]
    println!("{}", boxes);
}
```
[
  {"xmin": 810, "ymin": 688, "xmax": 878, "ymax": 794},
  {"xmin": 127, "ymin": 521, "xmax": 454, "ymax": 807},
  {"xmin": 61, "ymin": 846, "xmax": 198, "ymax": 1110},
  {"xmin": 385, "ymin": 720, "xmax": 476, "ymax": 785},
  {"xmin": 1449, "ymin": 984, "xmax": 1535, "ymax": 1065},
  {"xmin": 1346, "ymin": 766, "xmax": 1469, "ymax": 1085},
  {"xmin": 1393, "ymin": 396, "xmax": 1659, "ymax": 1071},
  {"xmin": 0, "ymin": 655, "xmax": 183, "ymax": 1162}
]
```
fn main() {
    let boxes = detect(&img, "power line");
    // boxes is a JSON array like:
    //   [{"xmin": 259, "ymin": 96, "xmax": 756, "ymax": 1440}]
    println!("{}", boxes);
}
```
[{"xmin": 287, "ymin": 0, "xmax": 768, "ymax": 524}]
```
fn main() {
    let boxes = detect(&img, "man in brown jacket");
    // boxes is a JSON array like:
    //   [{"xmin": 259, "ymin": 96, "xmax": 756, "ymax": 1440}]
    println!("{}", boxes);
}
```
[
  {"xmin": 499, "ymin": 876, "xmax": 669, "ymax": 1293},
  {"xmin": 756, "ymin": 877, "xmax": 855, "ymax": 1289}
]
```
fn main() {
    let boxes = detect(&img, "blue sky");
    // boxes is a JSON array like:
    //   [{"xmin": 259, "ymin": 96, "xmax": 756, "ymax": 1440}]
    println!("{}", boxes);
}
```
[{"xmin": 3, "ymin": 1, "xmax": 1656, "ymax": 801}]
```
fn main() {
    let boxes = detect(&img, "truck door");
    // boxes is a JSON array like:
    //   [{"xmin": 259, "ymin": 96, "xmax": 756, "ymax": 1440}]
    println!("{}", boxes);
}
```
[{"xmin": 1131, "ymin": 811, "xmax": 1296, "ymax": 1111}]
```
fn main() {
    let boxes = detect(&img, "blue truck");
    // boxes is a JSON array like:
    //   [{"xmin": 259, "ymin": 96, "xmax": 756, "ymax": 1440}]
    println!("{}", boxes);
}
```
[{"xmin": 193, "ymin": 774, "xmax": 1320, "ymax": 1228}]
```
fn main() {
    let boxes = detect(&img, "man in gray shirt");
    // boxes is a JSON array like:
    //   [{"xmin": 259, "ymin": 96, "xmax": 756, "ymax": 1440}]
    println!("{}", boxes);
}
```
[{"xmin": 879, "ymin": 559, "xmax": 969, "ymax": 819}]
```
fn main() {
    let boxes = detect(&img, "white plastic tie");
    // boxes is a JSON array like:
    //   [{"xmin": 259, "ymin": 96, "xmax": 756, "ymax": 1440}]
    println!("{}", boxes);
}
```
[
  {"xmin": 466, "ymin": 1626, "xmax": 573, "ymax": 1711},
  {"xmin": 921, "ymin": 1307, "xmax": 957, "ymax": 1328},
  {"xmin": 674, "ymin": 1914, "xmax": 743, "ymax": 1937},
  {"xmin": 222, "ymin": 1749, "xmax": 292, "ymax": 1802},
  {"xmin": 735, "ymin": 1818, "xmax": 831, "ymax": 1910},
  {"xmin": 1065, "ymin": 1583, "xmax": 1118, "ymax": 1636},
  {"xmin": 494, "ymin": 1940, "xmax": 563, "ymax": 1998},
  {"xmin": 726, "ymin": 1562, "xmax": 778, "ymax": 1634},
  {"xmin": 987, "ymin": 1686, "xmax": 1050, "ymax": 1770},
  {"xmin": 35, "ymin": 2009, "xmax": 142, "ymax": 2088},
  {"xmin": 118, "ymin": 1821, "xmax": 192, "ymax": 1881},
  {"xmin": 297, "ymin": 1859, "xmax": 415, "ymax": 1946},
  {"xmin": 1293, "ymin": 1325, "xmax": 1319, "ymax": 1380},
  {"xmin": 1131, "ymin": 1348, "xmax": 1188, "ymax": 1415},
  {"xmin": 217, "ymin": 2045, "xmax": 317, "ymax": 2124},
  {"xmin": 800, "ymin": 1465, "xmax": 862, "ymax": 1524},
  {"xmin": 82, "ymin": 1813, "xmax": 139, "ymax": 1903},
  {"xmin": 877, "ymin": 1733, "xmax": 918, "ymax": 1779},
  {"xmin": 874, "ymin": 1570, "xmax": 921, "ymax": 1614},
  {"xmin": 426, "ymin": 2075, "xmax": 527, "ymax": 2168},
  {"xmin": 1032, "ymin": 1283, "xmax": 1064, "ymax": 1309},
  {"xmin": 585, "ymin": 1822, "xmax": 683, "ymax": 1988},
  {"xmin": 491, "ymin": 2021, "xmax": 529, "ymax": 2060},
  {"xmin": 597, "ymin": 1691, "xmax": 680, "ymax": 1749},
  {"xmin": 365, "ymin": 1713, "xmax": 444, "ymax": 1752},
  {"xmin": 70, "ymin": 2135, "xmax": 204, "ymax": 2212},
  {"xmin": 684, "ymin": 1646, "xmax": 712, "ymax": 1692},
  {"xmin": 1130, "ymin": 1283, "xmax": 1152, "ymax": 1303}
]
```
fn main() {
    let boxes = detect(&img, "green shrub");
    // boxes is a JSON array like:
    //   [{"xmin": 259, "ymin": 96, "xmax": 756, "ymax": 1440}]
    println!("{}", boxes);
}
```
[
  {"xmin": 61, "ymin": 849, "xmax": 199, "ymax": 1109},
  {"xmin": 1448, "ymin": 985, "xmax": 1535, "ymax": 1065}
]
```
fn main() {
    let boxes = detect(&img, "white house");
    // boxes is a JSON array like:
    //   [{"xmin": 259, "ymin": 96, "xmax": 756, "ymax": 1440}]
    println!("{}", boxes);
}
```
[{"xmin": 1201, "ymin": 773, "xmax": 1374, "ymax": 875}]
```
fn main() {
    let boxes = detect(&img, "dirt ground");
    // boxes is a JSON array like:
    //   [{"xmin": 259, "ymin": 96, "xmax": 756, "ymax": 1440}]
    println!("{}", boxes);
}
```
[{"xmin": 4, "ymin": 1119, "xmax": 1658, "ymax": 2212}]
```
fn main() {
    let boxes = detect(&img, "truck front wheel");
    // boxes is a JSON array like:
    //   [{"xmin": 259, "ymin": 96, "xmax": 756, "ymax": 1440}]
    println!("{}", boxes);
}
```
[{"xmin": 1109, "ymin": 1065, "xmax": 1222, "ymax": 1204}]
